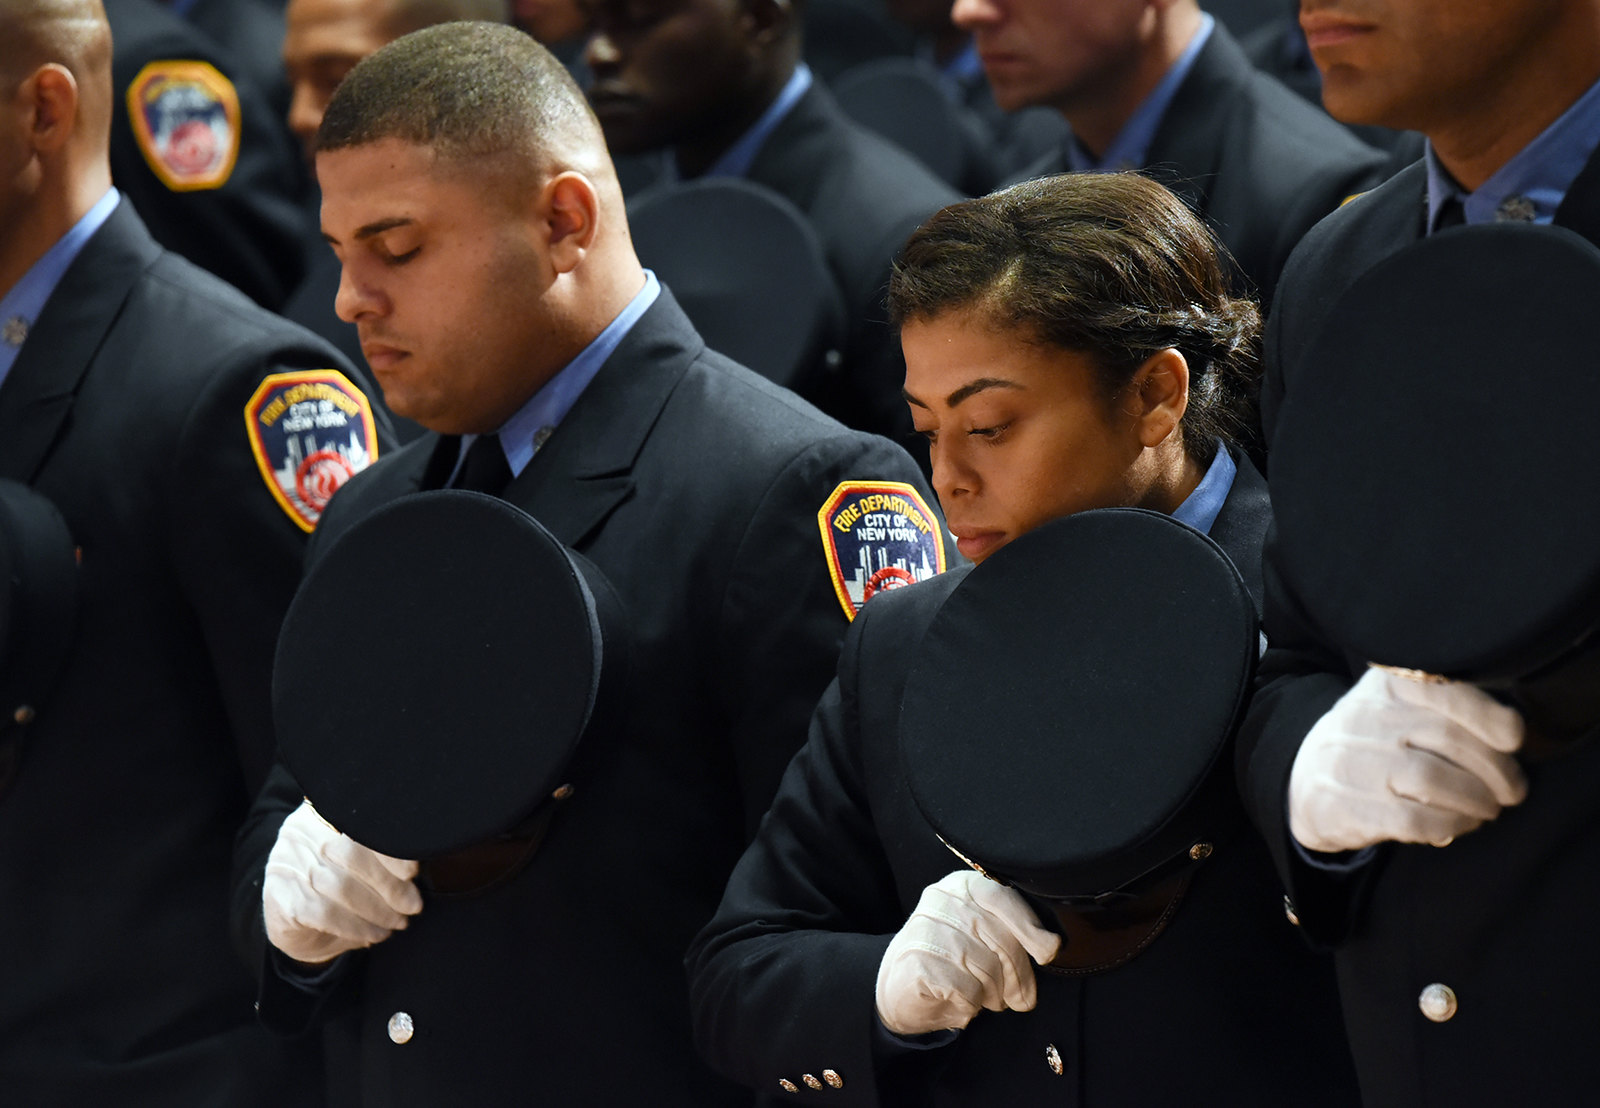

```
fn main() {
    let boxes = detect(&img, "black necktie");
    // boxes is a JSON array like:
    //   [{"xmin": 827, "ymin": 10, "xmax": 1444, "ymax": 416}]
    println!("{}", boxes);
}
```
[
  {"xmin": 451, "ymin": 435, "xmax": 512, "ymax": 496},
  {"xmin": 1434, "ymin": 194, "xmax": 1467, "ymax": 232}
]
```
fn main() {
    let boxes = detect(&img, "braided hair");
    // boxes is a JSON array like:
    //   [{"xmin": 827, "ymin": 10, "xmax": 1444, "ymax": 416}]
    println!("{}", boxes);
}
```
[{"xmin": 888, "ymin": 172, "xmax": 1262, "ymax": 464}]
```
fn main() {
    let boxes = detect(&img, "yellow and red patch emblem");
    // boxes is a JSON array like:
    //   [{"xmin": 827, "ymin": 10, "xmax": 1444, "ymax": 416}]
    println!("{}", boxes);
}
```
[
  {"xmin": 245, "ymin": 371, "xmax": 379, "ymax": 532},
  {"xmin": 817, "ymin": 481, "xmax": 947, "ymax": 620},
  {"xmin": 126, "ymin": 60, "xmax": 241, "ymax": 191}
]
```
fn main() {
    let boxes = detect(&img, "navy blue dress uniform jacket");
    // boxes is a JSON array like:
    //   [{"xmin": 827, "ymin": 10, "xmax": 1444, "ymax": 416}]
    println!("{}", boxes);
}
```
[
  {"xmin": 233, "ymin": 289, "xmax": 947, "ymax": 1106},
  {"xmin": 687, "ymin": 455, "xmax": 1361, "ymax": 1106},
  {"xmin": 1237, "ymin": 146, "xmax": 1600, "ymax": 1108},
  {"xmin": 108, "ymin": 0, "xmax": 316, "ymax": 310},
  {"xmin": 746, "ymin": 82, "xmax": 963, "ymax": 448},
  {"xmin": 0, "ymin": 201, "xmax": 379, "ymax": 1106},
  {"xmin": 1012, "ymin": 24, "xmax": 1388, "ymax": 312}
]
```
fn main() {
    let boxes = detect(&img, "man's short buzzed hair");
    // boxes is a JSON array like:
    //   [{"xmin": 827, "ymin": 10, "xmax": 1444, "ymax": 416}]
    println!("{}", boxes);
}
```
[
  {"xmin": 0, "ymin": 0, "xmax": 110, "ymax": 91},
  {"xmin": 317, "ymin": 21, "xmax": 599, "ymax": 165}
]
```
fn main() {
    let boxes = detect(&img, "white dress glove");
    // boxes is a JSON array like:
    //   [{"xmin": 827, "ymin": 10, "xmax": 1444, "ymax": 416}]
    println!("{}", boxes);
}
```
[
  {"xmin": 1288, "ymin": 666, "xmax": 1527, "ymax": 853},
  {"xmin": 263, "ymin": 799, "xmax": 424, "ymax": 965},
  {"xmin": 875, "ymin": 869, "xmax": 1062, "ymax": 1037}
]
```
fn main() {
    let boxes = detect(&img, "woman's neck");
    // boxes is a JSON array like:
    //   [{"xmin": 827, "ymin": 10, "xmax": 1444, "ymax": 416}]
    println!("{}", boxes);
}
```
[{"xmin": 1134, "ymin": 438, "xmax": 1206, "ymax": 516}]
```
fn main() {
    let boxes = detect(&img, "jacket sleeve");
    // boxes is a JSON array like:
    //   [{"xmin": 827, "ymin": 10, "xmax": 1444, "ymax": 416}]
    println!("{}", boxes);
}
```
[
  {"xmin": 163, "ymin": 347, "xmax": 324, "ymax": 794},
  {"xmin": 110, "ymin": 20, "xmax": 316, "ymax": 309},
  {"xmin": 713, "ymin": 433, "xmax": 944, "ymax": 835},
  {"xmin": 1260, "ymin": 150, "xmax": 1388, "ymax": 316},
  {"xmin": 1234, "ymin": 523, "xmax": 1382, "ymax": 946},
  {"xmin": 197, "ymin": 348, "xmax": 390, "ymax": 979},
  {"xmin": 231, "ymin": 759, "xmax": 361, "ymax": 1034},
  {"xmin": 688, "ymin": 598, "xmax": 921, "ymax": 1106}
]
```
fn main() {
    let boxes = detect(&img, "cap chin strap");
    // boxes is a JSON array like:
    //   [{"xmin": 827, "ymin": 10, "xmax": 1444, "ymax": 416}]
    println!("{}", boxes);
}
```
[
  {"xmin": 1035, "ymin": 864, "xmax": 1197, "ymax": 976},
  {"xmin": 932, "ymin": 831, "xmax": 1220, "ymax": 976},
  {"xmin": 934, "ymin": 832, "xmax": 1008, "ymax": 887}
]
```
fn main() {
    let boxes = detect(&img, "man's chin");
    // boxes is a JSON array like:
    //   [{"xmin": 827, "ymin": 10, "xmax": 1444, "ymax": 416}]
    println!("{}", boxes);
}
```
[
  {"xmin": 1316, "ymin": 71, "xmax": 1408, "ymax": 130},
  {"xmin": 983, "ymin": 79, "xmax": 1048, "ymax": 116}
]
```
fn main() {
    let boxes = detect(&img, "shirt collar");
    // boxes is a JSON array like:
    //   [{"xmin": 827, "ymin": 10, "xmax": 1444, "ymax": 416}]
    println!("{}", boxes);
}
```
[
  {"xmin": 1067, "ymin": 14, "xmax": 1214, "ymax": 173},
  {"xmin": 1169, "ymin": 443, "xmax": 1235, "ymax": 536},
  {"xmin": 1425, "ymin": 72, "xmax": 1600, "ymax": 233},
  {"xmin": 452, "ymin": 270, "xmax": 661, "ymax": 482},
  {"xmin": 675, "ymin": 64, "xmax": 813, "ymax": 181},
  {"xmin": 936, "ymin": 40, "xmax": 985, "ymax": 95},
  {"xmin": 0, "ymin": 187, "xmax": 120, "ymax": 392}
]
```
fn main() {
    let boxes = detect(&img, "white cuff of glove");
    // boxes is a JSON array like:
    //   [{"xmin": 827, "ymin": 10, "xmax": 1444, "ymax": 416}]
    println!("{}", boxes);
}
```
[{"xmin": 875, "ymin": 869, "xmax": 1061, "ymax": 1037}]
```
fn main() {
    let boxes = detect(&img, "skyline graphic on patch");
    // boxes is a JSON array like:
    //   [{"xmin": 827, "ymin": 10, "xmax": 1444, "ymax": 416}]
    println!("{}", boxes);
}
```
[
  {"xmin": 126, "ymin": 60, "xmax": 241, "ymax": 191},
  {"xmin": 818, "ymin": 481, "xmax": 947, "ymax": 620},
  {"xmin": 245, "ymin": 371, "xmax": 379, "ymax": 532}
]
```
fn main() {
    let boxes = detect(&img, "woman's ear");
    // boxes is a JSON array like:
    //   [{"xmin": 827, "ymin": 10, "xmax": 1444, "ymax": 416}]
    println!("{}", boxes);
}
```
[
  {"xmin": 1129, "ymin": 347, "xmax": 1189, "ymax": 448},
  {"xmin": 544, "ymin": 171, "xmax": 602, "ymax": 274}
]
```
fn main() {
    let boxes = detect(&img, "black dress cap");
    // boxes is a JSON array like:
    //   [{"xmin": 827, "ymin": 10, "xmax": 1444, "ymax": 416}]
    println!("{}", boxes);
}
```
[
  {"xmin": 1272, "ymin": 223, "xmax": 1600, "ymax": 682},
  {"xmin": 900, "ymin": 508, "xmax": 1258, "ymax": 900},
  {"xmin": 274, "ymin": 490, "xmax": 626, "ymax": 859},
  {"xmin": 628, "ymin": 177, "xmax": 846, "ymax": 394}
]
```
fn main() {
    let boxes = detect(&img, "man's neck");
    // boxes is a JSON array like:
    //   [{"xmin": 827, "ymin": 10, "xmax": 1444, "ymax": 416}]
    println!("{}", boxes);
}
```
[
  {"xmin": 672, "ymin": 61, "xmax": 796, "ymax": 179},
  {"xmin": 1419, "ymin": 5, "xmax": 1600, "ymax": 192},
  {"xmin": 0, "ymin": 164, "xmax": 111, "ymax": 301},
  {"xmin": 1058, "ymin": 4, "xmax": 1202, "ymax": 160},
  {"xmin": 1429, "ymin": 54, "xmax": 1600, "ymax": 191}
]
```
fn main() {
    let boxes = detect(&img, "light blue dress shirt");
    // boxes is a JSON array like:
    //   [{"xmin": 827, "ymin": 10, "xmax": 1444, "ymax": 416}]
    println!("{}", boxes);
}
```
[
  {"xmin": 0, "ymin": 188, "xmax": 121, "ymax": 390},
  {"xmin": 922, "ymin": 39, "xmax": 985, "ymax": 101},
  {"xmin": 670, "ymin": 64, "xmax": 814, "ymax": 182},
  {"xmin": 449, "ymin": 270, "xmax": 662, "ymax": 483},
  {"xmin": 1424, "ymin": 73, "xmax": 1600, "ymax": 233},
  {"xmin": 1066, "ymin": 14, "xmax": 1215, "ymax": 172},
  {"xmin": 1170, "ymin": 442, "xmax": 1237, "ymax": 536}
]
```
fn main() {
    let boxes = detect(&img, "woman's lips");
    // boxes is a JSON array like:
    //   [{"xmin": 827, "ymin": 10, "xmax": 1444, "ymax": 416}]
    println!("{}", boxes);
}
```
[{"xmin": 952, "ymin": 529, "xmax": 1005, "ymax": 562}]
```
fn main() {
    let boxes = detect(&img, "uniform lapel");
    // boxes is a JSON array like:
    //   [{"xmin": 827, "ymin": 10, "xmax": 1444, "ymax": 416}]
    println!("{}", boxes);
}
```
[
  {"xmin": 1141, "ymin": 25, "xmax": 1247, "ymax": 217},
  {"xmin": 1554, "ymin": 140, "xmax": 1600, "ymax": 246},
  {"xmin": 745, "ymin": 83, "xmax": 831, "ymax": 210},
  {"xmin": 501, "ymin": 288, "xmax": 701, "ymax": 548},
  {"xmin": 0, "ymin": 202, "xmax": 159, "ymax": 482},
  {"xmin": 1206, "ymin": 451, "xmax": 1272, "ymax": 614}
]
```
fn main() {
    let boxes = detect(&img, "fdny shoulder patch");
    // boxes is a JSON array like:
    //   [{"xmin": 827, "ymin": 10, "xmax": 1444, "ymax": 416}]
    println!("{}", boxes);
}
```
[
  {"xmin": 125, "ymin": 60, "xmax": 241, "ymax": 192},
  {"xmin": 817, "ymin": 481, "xmax": 947, "ymax": 620},
  {"xmin": 245, "ymin": 371, "xmax": 379, "ymax": 532}
]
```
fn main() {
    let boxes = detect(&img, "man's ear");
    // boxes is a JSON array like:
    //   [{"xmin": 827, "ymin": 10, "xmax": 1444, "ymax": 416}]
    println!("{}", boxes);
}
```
[
  {"xmin": 1127, "ymin": 347, "xmax": 1189, "ymax": 448},
  {"xmin": 544, "ymin": 171, "xmax": 601, "ymax": 274},
  {"xmin": 741, "ymin": 0, "xmax": 793, "ymax": 46},
  {"xmin": 24, "ymin": 64, "xmax": 80, "ymax": 155}
]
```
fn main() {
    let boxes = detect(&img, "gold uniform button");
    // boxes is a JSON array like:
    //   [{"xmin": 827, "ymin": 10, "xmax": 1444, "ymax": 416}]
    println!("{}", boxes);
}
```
[
  {"xmin": 386, "ymin": 1011, "xmax": 414, "ymax": 1044},
  {"xmin": 802, "ymin": 1074, "xmax": 823, "ymax": 1090},
  {"xmin": 1419, "ymin": 983, "xmax": 1458, "ymax": 1023},
  {"xmin": 822, "ymin": 1069, "xmax": 843, "ymax": 1089},
  {"xmin": 778, "ymin": 1078, "xmax": 799, "ymax": 1093},
  {"xmin": 1045, "ymin": 1042, "xmax": 1064, "ymax": 1076}
]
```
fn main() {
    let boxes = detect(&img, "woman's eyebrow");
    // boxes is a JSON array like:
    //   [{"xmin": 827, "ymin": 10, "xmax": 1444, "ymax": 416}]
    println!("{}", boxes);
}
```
[{"xmin": 902, "ymin": 378, "xmax": 1024, "ymax": 409}]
